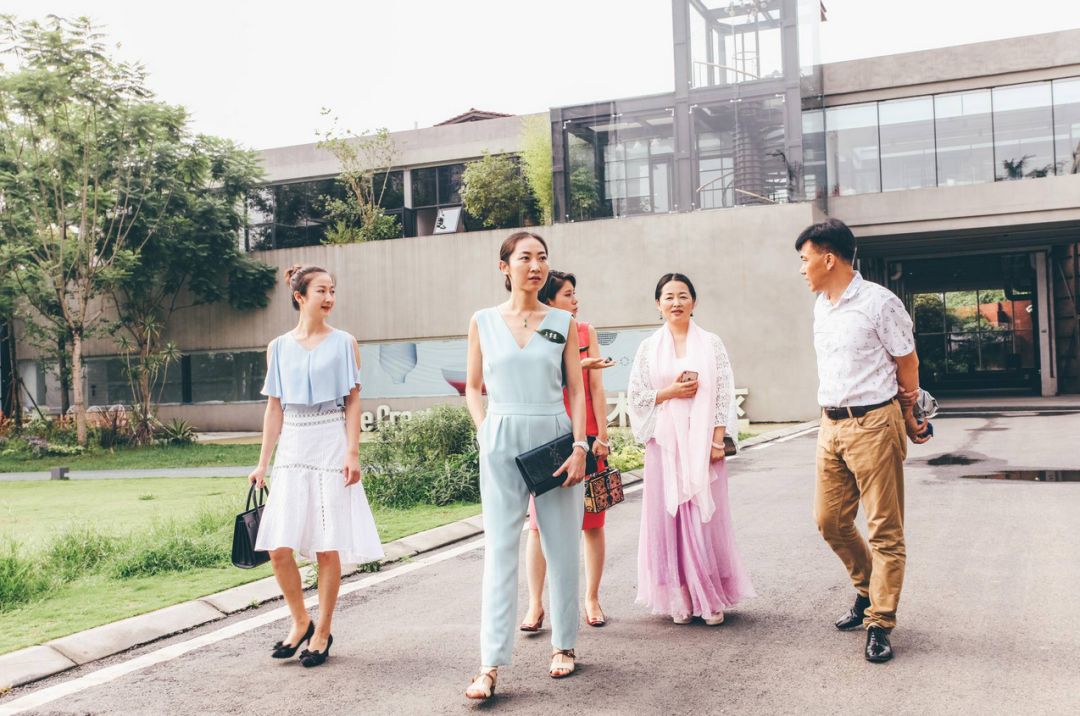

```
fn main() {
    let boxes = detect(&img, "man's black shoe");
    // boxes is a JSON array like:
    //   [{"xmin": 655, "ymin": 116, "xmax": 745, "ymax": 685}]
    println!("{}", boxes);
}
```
[
  {"xmin": 835, "ymin": 594, "xmax": 871, "ymax": 631},
  {"xmin": 865, "ymin": 626, "xmax": 893, "ymax": 663}
]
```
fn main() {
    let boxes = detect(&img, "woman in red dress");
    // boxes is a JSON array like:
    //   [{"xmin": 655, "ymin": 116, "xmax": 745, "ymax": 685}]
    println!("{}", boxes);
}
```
[{"xmin": 520, "ymin": 270, "xmax": 614, "ymax": 629}]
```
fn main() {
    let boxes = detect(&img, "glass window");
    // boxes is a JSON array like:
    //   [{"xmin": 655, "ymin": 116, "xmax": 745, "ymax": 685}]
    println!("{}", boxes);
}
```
[
  {"xmin": 1053, "ymin": 77, "xmax": 1080, "ymax": 175},
  {"xmin": 84, "ymin": 358, "xmax": 182, "ymax": 406},
  {"xmin": 690, "ymin": 1, "xmax": 784, "ymax": 88},
  {"xmin": 410, "ymin": 167, "xmax": 437, "ymax": 207},
  {"xmin": 190, "ymin": 352, "xmax": 266, "ymax": 403},
  {"xmin": 374, "ymin": 171, "xmax": 404, "ymax": 210},
  {"xmin": 934, "ymin": 89, "xmax": 994, "ymax": 187},
  {"xmin": 566, "ymin": 111, "xmax": 674, "ymax": 219},
  {"xmin": 801, "ymin": 109, "xmax": 826, "ymax": 200},
  {"xmin": 436, "ymin": 164, "xmax": 465, "ymax": 205},
  {"xmin": 992, "ymin": 82, "xmax": 1054, "ymax": 181},
  {"xmin": 695, "ymin": 97, "xmax": 787, "ymax": 207},
  {"xmin": 825, "ymin": 103, "xmax": 880, "ymax": 196},
  {"xmin": 879, "ymin": 96, "xmax": 936, "ymax": 192}
]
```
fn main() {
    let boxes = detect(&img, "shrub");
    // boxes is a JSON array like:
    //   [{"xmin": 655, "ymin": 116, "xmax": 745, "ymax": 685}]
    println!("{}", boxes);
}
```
[
  {"xmin": 110, "ymin": 504, "xmax": 232, "ymax": 578},
  {"xmin": 607, "ymin": 429, "xmax": 645, "ymax": 472},
  {"xmin": 0, "ymin": 543, "xmax": 53, "ymax": 611},
  {"xmin": 364, "ymin": 405, "xmax": 480, "ymax": 508},
  {"xmin": 156, "ymin": 417, "xmax": 197, "ymax": 446}
]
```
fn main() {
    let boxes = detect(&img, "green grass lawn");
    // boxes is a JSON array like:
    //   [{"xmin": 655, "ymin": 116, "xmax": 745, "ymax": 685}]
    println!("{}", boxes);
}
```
[
  {"xmin": 0, "ymin": 443, "xmax": 264, "ymax": 473},
  {"xmin": 0, "ymin": 477, "xmax": 480, "ymax": 654},
  {"xmin": 0, "ymin": 441, "xmax": 378, "ymax": 473}
]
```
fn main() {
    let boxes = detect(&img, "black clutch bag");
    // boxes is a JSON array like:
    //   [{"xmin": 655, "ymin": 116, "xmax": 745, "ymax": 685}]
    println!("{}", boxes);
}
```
[
  {"xmin": 515, "ymin": 434, "xmax": 598, "ymax": 497},
  {"xmin": 232, "ymin": 484, "xmax": 270, "ymax": 569}
]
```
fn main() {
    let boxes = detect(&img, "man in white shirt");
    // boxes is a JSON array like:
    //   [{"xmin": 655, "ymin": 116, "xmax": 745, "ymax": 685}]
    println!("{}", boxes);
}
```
[{"xmin": 796, "ymin": 218, "xmax": 931, "ymax": 664}]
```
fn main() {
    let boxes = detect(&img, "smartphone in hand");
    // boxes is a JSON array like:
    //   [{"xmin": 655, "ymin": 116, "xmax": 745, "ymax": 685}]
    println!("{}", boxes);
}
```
[{"xmin": 678, "ymin": 370, "xmax": 698, "ymax": 383}]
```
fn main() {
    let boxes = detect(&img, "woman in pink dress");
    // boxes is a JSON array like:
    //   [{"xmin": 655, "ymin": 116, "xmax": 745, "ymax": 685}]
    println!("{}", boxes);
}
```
[
  {"xmin": 520, "ymin": 271, "xmax": 614, "ymax": 631},
  {"xmin": 627, "ymin": 273, "xmax": 754, "ymax": 624}
]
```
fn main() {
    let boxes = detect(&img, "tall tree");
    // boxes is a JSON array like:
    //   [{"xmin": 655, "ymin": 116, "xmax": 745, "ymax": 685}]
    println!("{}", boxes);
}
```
[
  {"xmin": 0, "ymin": 16, "xmax": 273, "ymax": 443},
  {"xmin": 519, "ymin": 115, "xmax": 554, "ymax": 225},
  {"xmin": 108, "ymin": 135, "xmax": 275, "ymax": 442},
  {"xmin": 316, "ymin": 116, "xmax": 401, "ymax": 243}
]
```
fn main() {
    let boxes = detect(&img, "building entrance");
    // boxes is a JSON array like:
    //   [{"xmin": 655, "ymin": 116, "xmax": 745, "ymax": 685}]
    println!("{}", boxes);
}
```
[{"xmin": 886, "ymin": 254, "xmax": 1041, "ymax": 394}]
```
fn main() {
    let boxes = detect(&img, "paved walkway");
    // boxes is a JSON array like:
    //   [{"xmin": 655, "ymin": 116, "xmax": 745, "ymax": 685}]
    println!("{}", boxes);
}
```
[{"xmin": 3, "ymin": 411, "xmax": 1077, "ymax": 714}]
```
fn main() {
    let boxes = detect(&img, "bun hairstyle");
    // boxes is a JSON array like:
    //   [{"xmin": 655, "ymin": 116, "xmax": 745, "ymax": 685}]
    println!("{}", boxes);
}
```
[
  {"xmin": 539, "ymin": 270, "xmax": 577, "ymax": 305},
  {"xmin": 499, "ymin": 231, "xmax": 548, "ymax": 291},
  {"xmin": 654, "ymin": 272, "xmax": 697, "ymax": 302},
  {"xmin": 284, "ymin": 264, "xmax": 330, "ymax": 310}
]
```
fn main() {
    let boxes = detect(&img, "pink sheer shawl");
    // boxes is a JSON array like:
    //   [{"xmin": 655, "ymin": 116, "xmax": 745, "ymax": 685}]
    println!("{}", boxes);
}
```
[{"xmin": 649, "ymin": 320, "xmax": 719, "ymax": 522}]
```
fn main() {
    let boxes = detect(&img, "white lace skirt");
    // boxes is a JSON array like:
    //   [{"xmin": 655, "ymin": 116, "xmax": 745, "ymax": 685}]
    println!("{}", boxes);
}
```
[{"xmin": 255, "ymin": 402, "xmax": 384, "ymax": 565}]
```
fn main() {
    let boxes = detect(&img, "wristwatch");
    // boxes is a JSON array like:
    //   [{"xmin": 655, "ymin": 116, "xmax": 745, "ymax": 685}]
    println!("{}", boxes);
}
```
[{"xmin": 572, "ymin": 440, "xmax": 590, "ymax": 454}]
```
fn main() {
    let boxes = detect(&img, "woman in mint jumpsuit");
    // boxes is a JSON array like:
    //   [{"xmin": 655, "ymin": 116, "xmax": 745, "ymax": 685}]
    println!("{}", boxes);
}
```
[{"xmin": 464, "ymin": 231, "xmax": 589, "ymax": 700}]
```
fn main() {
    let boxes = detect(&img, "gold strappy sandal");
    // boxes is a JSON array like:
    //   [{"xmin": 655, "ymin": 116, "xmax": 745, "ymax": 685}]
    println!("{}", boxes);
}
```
[
  {"xmin": 465, "ymin": 668, "xmax": 497, "ymax": 700},
  {"xmin": 549, "ymin": 649, "xmax": 576, "ymax": 678}
]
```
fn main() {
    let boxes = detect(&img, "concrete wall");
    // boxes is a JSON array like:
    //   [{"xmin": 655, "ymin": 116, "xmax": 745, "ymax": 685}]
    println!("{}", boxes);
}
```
[
  {"xmin": 45, "ymin": 203, "xmax": 824, "ymax": 428},
  {"xmin": 822, "ymin": 29, "xmax": 1080, "ymax": 106},
  {"xmin": 259, "ymin": 113, "xmax": 546, "ymax": 182},
  {"xmin": 829, "ymin": 174, "xmax": 1080, "ymax": 244}
]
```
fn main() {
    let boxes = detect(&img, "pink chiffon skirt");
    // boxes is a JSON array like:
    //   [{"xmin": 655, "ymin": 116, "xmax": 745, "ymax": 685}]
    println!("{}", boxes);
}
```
[{"xmin": 637, "ymin": 441, "xmax": 754, "ymax": 618}]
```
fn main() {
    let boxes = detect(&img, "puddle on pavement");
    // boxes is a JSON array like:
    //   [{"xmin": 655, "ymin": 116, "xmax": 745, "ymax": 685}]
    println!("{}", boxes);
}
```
[
  {"xmin": 928, "ymin": 453, "xmax": 980, "ymax": 466},
  {"xmin": 960, "ymin": 470, "xmax": 1080, "ymax": 482}
]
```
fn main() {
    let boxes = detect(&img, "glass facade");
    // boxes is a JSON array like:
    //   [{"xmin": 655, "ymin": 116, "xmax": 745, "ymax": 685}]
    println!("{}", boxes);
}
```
[
  {"xmin": 564, "ymin": 112, "xmax": 675, "ymax": 220},
  {"xmin": 84, "ymin": 358, "xmax": 183, "ymax": 407},
  {"xmin": 879, "ymin": 96, "xmax": 936, "ymax": 192},
  {"xmin": 935, "ymin": 90, "xmax": 994, "ymax": 186},
  {"xmin": 992, "ymin": 82, "xmax": 1054, "ymax": 181},
  {"xmin": 1054, "ymin": 77, "xmax": 1080, "ymax": 175},
  {"xmin": 690, "ymin": 0, "xmax": 784, "ymax": 89},
  {"xmin": 695, "ymin": 96, "xmax": 787, "ymax": 207},
  {"xmin": 801, "ymin": 109, "xmax": 827, "ymax": 200},
  {"xmin": 825, "ymin": 103, "xmax": 880, "ymax": 196},
  {"xmin": 248, "ymin": 172, "xmax": 405, "ymax": 250},
  {"xmin": 814, "ymin": 76, "xmax": 1080, "ymax": 197},
  {"xmin": 190, "ymin": 352, "xmax": 266, "ymax": 403}
]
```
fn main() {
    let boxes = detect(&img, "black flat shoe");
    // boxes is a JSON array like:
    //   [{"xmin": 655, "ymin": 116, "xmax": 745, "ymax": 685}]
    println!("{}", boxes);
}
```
[
  {"xmin": 271, "ymin": 620, "xmax": 314, "ymax": 659},
  {"xmin": 300, "ymin": 634, "xmax": 333, "ymax": 668},
  {"xmin": 835, "ymin": 594, "xmax": 871, "ymax": 631},
  {"xmin": 865, "ymin": 626, "xmax": 893, "ymax": 663}
]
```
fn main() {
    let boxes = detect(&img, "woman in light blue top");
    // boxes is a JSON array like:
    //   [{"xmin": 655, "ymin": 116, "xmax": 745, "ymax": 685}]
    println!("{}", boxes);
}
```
[
  {"xmin": 464, "ymin": 232, "xmax": 590, "ymax": 700},
  {"xmin": 249, "ymin": 264, "xmax": 383, "ymax": 668}
]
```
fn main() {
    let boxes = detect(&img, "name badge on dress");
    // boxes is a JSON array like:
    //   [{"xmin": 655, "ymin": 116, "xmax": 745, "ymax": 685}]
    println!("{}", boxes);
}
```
[{"xmin": 538, "ymin": 329, "xmax": 565, "ymax": 344}]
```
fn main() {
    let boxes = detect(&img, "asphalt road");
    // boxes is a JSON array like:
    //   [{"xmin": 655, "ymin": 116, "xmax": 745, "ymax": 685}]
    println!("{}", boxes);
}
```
[{"xmin": 4, "ymin": 412, "xmax": 1079, "ymax": 715}]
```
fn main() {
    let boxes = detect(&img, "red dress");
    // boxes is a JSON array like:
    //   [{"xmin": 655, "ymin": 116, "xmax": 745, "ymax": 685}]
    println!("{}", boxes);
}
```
[{"xmin": 529, "ymin": 321, "xmax": 607, "ymax": 530}]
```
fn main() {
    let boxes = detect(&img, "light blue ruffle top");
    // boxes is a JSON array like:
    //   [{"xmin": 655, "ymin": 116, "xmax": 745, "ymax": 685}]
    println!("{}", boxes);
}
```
[{"xmin": 261, "ymin": 328, "xmax": 361, "ymax": 406}]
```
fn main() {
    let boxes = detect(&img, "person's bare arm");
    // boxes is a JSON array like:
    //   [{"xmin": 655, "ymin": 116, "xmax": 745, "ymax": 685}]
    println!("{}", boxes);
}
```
[
  {"xmin": 465, "ymin": 317, "xmax": 486, "ymax": 429},
  {"xmin": 343, "ymin": 339, "xmax": 362, "ymax": 485},
  {"xmin": 585, "ymin": 325, "xmax": 610, "ymax": 459},
  {"xmin": 894, "ymin": 351, "xmax": 931, "ymax": 444},
  {"xmin": 556, "ymin": 319, "xmax": 588, "ymax": 486},
  {"xmin": 249, "ymin": 344, "xmax": 283, "ymax": 488}
]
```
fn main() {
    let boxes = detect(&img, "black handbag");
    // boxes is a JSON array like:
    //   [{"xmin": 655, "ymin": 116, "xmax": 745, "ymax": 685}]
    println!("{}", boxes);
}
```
[
  {"xmin": 515, "ymin": 434, "xmax": 597, "ymax": 497},
  {"xmin": 232, "ymin": 484, "xmax": 270, "ymax": 569}
]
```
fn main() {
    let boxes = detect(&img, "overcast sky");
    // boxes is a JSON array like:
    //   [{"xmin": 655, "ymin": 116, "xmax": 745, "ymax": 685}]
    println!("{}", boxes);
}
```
[{"xmin": 8, "ymin": 0, "xmax": 1080, "ymax": 149}]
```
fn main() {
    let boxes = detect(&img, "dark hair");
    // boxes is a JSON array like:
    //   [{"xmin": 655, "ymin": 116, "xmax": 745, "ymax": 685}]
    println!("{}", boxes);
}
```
[
  {"xmin": 499, "ymin": 231, "xmax": 548, "ymax": 291},
  {"xmin": 284, "ymin": 264, "xmax": 331, "ymax": 310},
  {"xmin": 794, "ymin": 218, "xmax": 857, "ymax": 263},
  {"xmin": 539, "ymin": 270, "xmax": 577, "ymax": 305},
  {"xmin": 654, "ymin": 272, "xmax": 697, "ymax": 302}
]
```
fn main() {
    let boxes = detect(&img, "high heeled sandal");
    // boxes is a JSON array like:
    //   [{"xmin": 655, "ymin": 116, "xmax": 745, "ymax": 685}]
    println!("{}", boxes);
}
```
[
  {"xmin": 549, "ymin": 649, "xmax": 576, "ymax": 678},
  {"xmin": 298, "ymin": 633, "xmax": 333, "ymax": 668},
  {"xmin": 465, "ymin": 669, "xmax": 497, "ymax": 700},
  {"xmin": 271, "ymin": 620, "xmax": 314, "ymax": 659},
  {"xmin": 519, "ymin": 608, "xmax": 545, "ymax": 632},
  {"xmin": 586, "ymin": 606, "xmax": 606, "ymax": 627}
]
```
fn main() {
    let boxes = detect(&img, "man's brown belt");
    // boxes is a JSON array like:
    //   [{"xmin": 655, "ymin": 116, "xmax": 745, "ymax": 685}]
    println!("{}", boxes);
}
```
[{"xmin": 822, "ymin": 398, "xmax": 895, "ymax": 421}]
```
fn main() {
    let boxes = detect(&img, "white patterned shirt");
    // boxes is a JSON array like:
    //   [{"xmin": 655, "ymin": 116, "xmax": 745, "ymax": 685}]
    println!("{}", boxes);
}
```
[{"xmin": 812, "ymin": 272, "xmax": 915, "ymax": 408}]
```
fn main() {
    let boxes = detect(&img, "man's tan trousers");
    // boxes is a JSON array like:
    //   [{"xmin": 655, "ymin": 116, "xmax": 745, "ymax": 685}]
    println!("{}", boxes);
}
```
[{"xmin": 815, "ymin": 401, "xmax": 907, "ymax": 630}]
